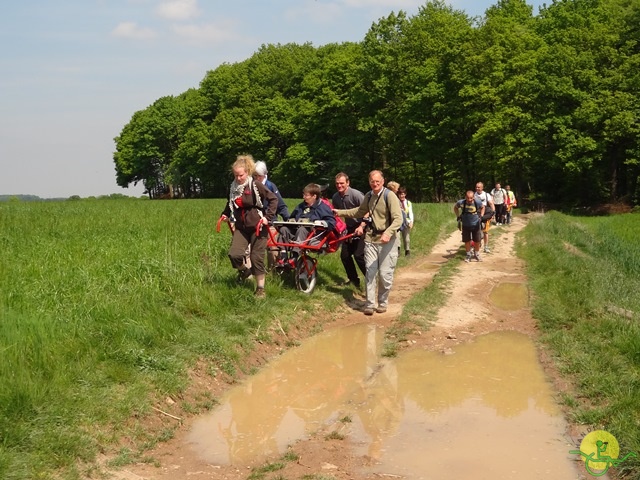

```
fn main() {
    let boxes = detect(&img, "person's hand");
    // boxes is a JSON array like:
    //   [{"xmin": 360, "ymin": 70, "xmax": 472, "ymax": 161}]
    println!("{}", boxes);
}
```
[
  {"xmin": 220, "ymin": 214, "xmax": 228, "ymax": 222},
  {"xmin": 355, "ymin": 225, "xmax": 364, "ymax": 236},
  {"xmin": 261, "ymin": 217, "xmax": 268, "ymax": 226},
  {"xmin": 380, "ymin": 232, "xmax": 391, "ymax": 243},
  {"xmin": 409, "ymin": 222, "xmax": 414, "ymax": 229}
]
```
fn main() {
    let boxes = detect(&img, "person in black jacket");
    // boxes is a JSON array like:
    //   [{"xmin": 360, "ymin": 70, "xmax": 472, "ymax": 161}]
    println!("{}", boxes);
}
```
[{"xmin": 220, "ymin": 155, "xmax": 277, "ymax": 298}]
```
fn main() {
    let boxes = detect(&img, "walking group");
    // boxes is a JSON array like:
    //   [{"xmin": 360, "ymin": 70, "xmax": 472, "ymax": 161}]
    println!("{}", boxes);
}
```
[
  {"xmin": 454, "ymin": 182, "xmax": 517, "ymax": 263},
  {"xmin": 218, "ymin": 154, "xmax": 414, "ymax": 316}
]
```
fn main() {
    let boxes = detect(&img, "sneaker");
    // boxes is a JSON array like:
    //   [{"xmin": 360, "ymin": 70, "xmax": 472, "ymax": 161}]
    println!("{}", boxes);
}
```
[
  {"xmin": 363, "ymin": 308, "xmax": 374, "ymax": 316},
  {"xmin": 484, "ymin": 247, "xmax": 491, "ymax": 253},
  {"xmin": 475, "ymin": 253, "xmax": 482, "ymax": 262},
  {"xmin": 254, "ymin": 287, "xmax": 266, "ymax": 298},
  {"xmin": 376, "ymin": 306, "xmax": 387, "ymax": 314},
  {"xmin": 287, "ymin": 258, "xmax": 297, "ymax": 269},
  {"xmin": 465, "ymin": 253, "xmax": 472, "ymax": 263}
]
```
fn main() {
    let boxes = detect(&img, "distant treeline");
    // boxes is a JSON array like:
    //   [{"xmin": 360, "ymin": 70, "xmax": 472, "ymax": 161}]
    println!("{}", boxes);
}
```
[
  {"xmin": 113, "ymin": 0, "xmax": 640, "ymax": 207},
  {"xmin": 0, "ymin": 195, "xmax": 44, "ymax": 202},
  {"xmin": 0, "ymin": 194, "xmax": 140, "ymax": 202}
]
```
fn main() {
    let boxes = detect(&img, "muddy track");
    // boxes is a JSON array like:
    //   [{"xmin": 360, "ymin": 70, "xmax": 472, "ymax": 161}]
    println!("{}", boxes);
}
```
[{"xmin": 107, "ymin": 214, "xmax": 586, "ymax": 480}]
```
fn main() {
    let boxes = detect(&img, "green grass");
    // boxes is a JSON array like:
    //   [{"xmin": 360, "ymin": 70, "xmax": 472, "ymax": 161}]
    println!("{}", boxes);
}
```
[
  {"xmin": 518, "ymin": 211, "xmax": 640, "ymax": 478},
  {"xmin": 0, "ymin": 198, "xmax": 454, "ymax": 480}
]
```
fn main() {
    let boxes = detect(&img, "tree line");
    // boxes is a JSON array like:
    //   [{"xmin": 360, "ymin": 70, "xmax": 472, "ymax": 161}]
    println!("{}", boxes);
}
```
[{"xmin": 113, "ymin": 0, "xmax": 640, "ymax": 206}]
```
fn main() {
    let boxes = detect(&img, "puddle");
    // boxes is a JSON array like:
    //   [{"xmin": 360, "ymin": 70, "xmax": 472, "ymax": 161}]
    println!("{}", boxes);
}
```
[
  {"xmin": 421, "ymin": 263, "xmax": 441, "ymax": 270},
  {"xmin": 489, "ymin": 282, "xmax": 529, "ymax": 310},
  {"xmin": 188, "ymin": 327, "xmax": 579, "ymax": 478},
  {"xmin": 188, "ymin": 323, "xmax": 384, "ymax": 465}
]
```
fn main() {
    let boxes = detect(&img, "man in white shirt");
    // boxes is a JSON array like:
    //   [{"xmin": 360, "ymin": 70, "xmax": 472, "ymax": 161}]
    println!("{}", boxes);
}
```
[
  {"xmin": 474, "ymin": 182, "xmax": 495, "ymax": 253},
  {"xmin": 490, "ymin": 183, "xmax": 508, "ymax": 225}
]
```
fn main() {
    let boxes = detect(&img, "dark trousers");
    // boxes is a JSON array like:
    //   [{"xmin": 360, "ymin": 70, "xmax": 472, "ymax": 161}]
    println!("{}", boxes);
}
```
[
  {"xmin": 340, "ymin": 236, "xmax": 366, "ymax": 283},
  {"xmin": 495, "ymin": 203, "xmax": 507, "ymax": 223},
  {"xmin": 228, "ymin": 227, "xmax": 267, "ymax": 275}
]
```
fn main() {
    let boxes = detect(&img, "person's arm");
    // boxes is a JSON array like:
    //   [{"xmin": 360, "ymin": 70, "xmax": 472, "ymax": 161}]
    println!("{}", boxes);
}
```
[
  {"xmin": 384, "ymin": 190, "xmax": 403, "ymax": 240},
  {"xmin": 256, "ymin": 182, "xmax": 277, "ymax": 223},
  {"xmin": 220, "ymin": 190, "xmax": 231, "ymax": 219},
  {"xmin": 318, "ymin": 202, "xmax": 336, "ymax": 231},
  {"xmin": 334, "ymin": 204, "xmax": 368, "ymax": 219},
  {"xmin": 407, "ymin": 200, "xmax": 414, "ymax": 227}
]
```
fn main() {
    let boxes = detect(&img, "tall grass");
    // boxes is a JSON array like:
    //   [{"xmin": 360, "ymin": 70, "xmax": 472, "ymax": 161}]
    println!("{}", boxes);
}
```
[
  {"xmin": 0, "ymin": 198, "xmax": 453, "ymax": 479},
  {"xmin": 518, "ymin": 211, "xmax": 640, "ymax": 478}
]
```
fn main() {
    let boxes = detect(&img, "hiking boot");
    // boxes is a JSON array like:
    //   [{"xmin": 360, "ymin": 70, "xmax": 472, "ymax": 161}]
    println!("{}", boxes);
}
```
[
  {"xmin": 484, "ymin": 246, "xmax": 491, "ymax": 253},
  {"xmin": 376, "ymin": 306, "xmax": 387, "ymax": 314},
  {"xmin": 405, "ymin": 250, "xmax": 410, "ymax": 256},
  {"xmin": 465, "ymin": 253, "xmax": 472, "ymax": 263},
  {"xmin": 363, "ymin": 308, "xmax": 374, "ymax": 316},
  {"xmin": 475, "ymin": 253, "xmax": 482, "ymax": 262},
  {"xmin": 254, "ymin": 287, "xmax": 266, "ymax": 298}
]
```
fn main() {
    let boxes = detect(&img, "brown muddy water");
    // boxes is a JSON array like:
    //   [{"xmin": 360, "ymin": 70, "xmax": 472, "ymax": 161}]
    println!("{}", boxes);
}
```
[
  {"xmin": 187, "ymin": 325, "xmax": 581, "ymax": 479},
  {"xmin": 489, "ymin": 282, "xmax": 529, "ymax": 311}
]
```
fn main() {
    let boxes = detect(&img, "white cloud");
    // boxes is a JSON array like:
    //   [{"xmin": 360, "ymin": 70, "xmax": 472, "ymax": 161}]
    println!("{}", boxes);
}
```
[
  {"xmin": 171, "ymin": 21, "xmax": 246, "ymax": 46},
  {"xmin": 285, "ymin": 2, "xmax": 343, "ymax": 23},
  {"xmin": 111, "ymin": 21, "xmax": 156, "ymax": 40},
  {"xmin": 156, "ymin": 0, "xmax": 201, "ymax": 21}
]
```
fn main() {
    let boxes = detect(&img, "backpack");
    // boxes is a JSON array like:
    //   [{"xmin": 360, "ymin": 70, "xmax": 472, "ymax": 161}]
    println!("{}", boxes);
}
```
[
  {"xmin": 366, "ymin": 188, "xmax": 406, "ymax": 232},
  {"xmin": 475, "ymin": 191, "xmax": 495, "ymax": 221},
  {"xmin": 321, "ymin": 198, "xmax": 347, "ymax": 235},
  {"xmin": 458, "ymin": 199, "xmax": 482, "ymax": 228}
]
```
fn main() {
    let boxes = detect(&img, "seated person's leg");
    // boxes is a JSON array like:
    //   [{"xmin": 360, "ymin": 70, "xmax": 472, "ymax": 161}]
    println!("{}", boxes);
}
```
[{"xmin": 292, "ymin": 226, "xmax": 311, "ymax": 257}]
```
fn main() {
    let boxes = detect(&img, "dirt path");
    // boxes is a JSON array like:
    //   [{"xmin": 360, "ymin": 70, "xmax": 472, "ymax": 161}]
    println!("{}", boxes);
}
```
[{"xmin": 108, "ymin": 214, "xmax": 578, "ymax": 480}]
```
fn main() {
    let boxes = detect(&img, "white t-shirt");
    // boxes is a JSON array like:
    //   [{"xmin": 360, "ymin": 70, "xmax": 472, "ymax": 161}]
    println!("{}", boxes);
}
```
[
  {"xmin": 475, "ymin": 191, "xmax": 492, "ymax": 208},
  {"xmin": 491, "ymin": 188, "xmax": 507, "ymax": 205}
]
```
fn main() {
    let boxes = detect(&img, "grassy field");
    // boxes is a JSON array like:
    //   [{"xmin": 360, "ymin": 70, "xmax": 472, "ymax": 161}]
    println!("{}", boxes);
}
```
[
  {"xmin": 0, "ymin": 197, "xmax": 454, "ymax": 480},
  {"xmin": 518, "ymin": 211, "xmax": 640, "ymax": 478},
  {"xmin": 5, "ymin": 200, "xmax": 639, "ymax": 479}
]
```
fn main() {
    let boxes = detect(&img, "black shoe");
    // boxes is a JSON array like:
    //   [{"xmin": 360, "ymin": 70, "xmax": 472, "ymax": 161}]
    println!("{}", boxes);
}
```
[
  {"xmin": 340, "ymin": 279, "xmax": 361, "ymax": 289},
  {"xmin": 405, "ymin": 250, "xmax": 410, "ymax": 256},
  {"xmin": 236, "ymin": 268, "xmax": 252, "ymax": 283}
]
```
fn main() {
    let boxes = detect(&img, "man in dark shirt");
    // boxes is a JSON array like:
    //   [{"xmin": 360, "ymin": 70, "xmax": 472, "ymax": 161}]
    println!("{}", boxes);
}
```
[{"xmin": 331, "ymin": 172, "xmax": 366, "ymax": 289}]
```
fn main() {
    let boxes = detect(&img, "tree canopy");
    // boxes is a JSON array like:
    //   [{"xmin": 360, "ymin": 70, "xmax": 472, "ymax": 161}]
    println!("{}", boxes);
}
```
[{"xmin": 113, "ymin": 0, "xmax": 640, "ymax": 206}]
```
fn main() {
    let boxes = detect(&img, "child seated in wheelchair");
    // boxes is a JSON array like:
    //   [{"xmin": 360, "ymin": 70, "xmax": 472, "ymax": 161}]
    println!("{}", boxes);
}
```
[{"xmin": 277, "ymin": 183, "xmax": 336, "ymax": 266}]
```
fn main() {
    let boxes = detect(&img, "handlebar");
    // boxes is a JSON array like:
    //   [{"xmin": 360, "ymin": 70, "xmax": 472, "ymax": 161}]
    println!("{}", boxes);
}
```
[{"xmin": 216, "ymin": 216, "xmax": 234, "ymax": 233}]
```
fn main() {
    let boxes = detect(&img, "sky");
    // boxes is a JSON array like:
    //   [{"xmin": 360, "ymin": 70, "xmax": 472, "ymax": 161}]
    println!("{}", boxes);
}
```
[{"xmin": 0, "ymin": 0, "xmax": 545, "ymax": 199}]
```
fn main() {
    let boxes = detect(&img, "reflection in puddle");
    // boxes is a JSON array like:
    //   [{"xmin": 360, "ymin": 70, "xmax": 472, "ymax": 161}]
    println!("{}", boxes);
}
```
[
  {"xmin": 188, "ymin": 324, "xmax": 383, "ymax": 464},
  {"xmin": 353, "ymin": 332, "xmax": 578, "ymax": 479},
  {"xmin": 188, "ymin": 327, "xmax": 579, "ymax": 478},
  {"xmin": 489, "ymin": 282, "xmax": 529, "ymax": 310}
]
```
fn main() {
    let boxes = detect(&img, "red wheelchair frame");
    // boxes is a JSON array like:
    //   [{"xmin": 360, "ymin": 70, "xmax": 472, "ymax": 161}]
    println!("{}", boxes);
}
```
[{"xmin": 216, "ymin": 217, "xmax": 357, "ymax": 294}]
